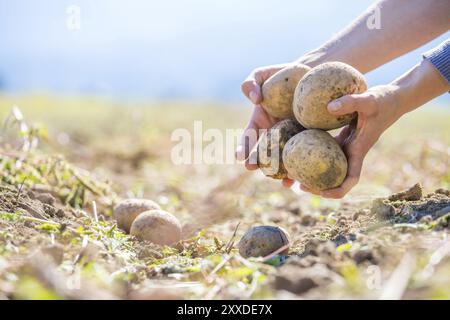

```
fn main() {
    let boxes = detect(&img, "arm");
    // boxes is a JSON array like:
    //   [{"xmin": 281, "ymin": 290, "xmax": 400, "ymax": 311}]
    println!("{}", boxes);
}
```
[
  {"xmin": 238, "ymin": 0, "xmax": 450, "ymax": 186},
  {"xmin": 313, "ymin": 58, "xmax": 450, "ymax": 199},
  {"xmin": 297, "ymin": 0, "xmax": 450, "ymax": 72}
]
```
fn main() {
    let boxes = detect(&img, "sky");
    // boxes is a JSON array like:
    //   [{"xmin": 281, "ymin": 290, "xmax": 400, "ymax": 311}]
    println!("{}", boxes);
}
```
[{"xmin": 0, "ymin": 0, "xmax": 449, "ymax": 103}]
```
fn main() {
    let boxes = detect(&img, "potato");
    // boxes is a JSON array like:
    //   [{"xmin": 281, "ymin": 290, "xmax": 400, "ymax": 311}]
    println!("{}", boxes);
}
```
[
  {"xmin": 238, "ymin": 226, "xmax": 290, "ymax": 258},
  {"xmin": 282, "ymin": 129, "xmax": 347, "ymax": 191},
  {"xmin": 257, "ymin": 119, "xmax": 305, "ymax": 179},
  {"xmin": 130, "ymin": 210, "xmax": 182, "ymax": 245},
  {"xmin": 113, "ymin": 199, "xmax": 161, "ymax": 233},
  {"xmin": 293, "ymin": 62, "xmax": 367, "ymax": 130},
  {"xmin": 261, "ymin": 64, "xmax": 311, "ymax": 119}
]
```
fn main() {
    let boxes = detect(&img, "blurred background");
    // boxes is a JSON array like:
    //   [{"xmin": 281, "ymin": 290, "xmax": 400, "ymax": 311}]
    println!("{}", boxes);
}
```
[{"xmin": 0, "ymin": 0, "xmax": 449, "ymax": 104}]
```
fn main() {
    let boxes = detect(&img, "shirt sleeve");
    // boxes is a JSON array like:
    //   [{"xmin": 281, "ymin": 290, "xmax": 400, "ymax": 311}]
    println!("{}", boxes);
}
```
[{"xmin": 423, "ymin": 39, "xmax": 450, "ymax": 84}]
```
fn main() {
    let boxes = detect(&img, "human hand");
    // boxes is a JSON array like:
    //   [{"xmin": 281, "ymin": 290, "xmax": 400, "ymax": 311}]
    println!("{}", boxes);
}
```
[
  {"xmin": 237, "ymin": 63, "xmax": 296, "ymax": 187},
  {"xmin": 300, "ymin": 85, "xmax": 404, "ymax": 198}
]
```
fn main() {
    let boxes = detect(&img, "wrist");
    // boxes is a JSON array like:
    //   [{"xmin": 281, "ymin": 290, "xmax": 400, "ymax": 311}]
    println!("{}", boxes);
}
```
[
  {"xmin": 392, "ymin": 59, "xmax": 450, "ymax": 116},
  {"xmin": 295, "ymin": 49, "xmax": 329, "ymax": 68},
  {"xmin": 296, "ymin": 48, "xmax": 368, "ymax": 73},
  {"xmin": 387, "ymin": 84, "xmax": 408, "ymax": 123}
]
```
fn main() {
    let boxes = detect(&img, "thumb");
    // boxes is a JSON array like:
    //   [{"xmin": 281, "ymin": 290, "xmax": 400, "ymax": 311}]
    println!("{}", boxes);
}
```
[{"xmin": 327, "ymin": 94, "xmax": 364, "ymax": 116}]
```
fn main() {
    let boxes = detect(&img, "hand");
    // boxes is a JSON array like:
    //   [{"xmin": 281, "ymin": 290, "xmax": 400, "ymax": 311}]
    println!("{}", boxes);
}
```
[
  {"xmin": 301, "ymin": 85, "xmax": 403, "ymax": 198},
  {"xmin": 237, "ymin": 63, "xmax": 296, "ymax": 187}
]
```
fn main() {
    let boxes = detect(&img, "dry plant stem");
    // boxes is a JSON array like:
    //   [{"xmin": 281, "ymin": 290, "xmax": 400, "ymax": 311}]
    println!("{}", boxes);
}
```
[
  {"xmin": 92, "ymin": 201, "xmax": 98, "ymax": 222},
  {"xmin": 261, "ymin": 244, "xmax": 290, "ymax": 262},
  {"xmin": 73, "ymin": 235, "xmax": 89, "ymax": 265},
  {"xmin": 379, "ymin": 252, "xmax": 416, "ymax": 300},
  {"xmin": 15, "ymin": 178, "xmax": 27, "ymax": 203},
  {"xmin": 225, "ymin": 222, "xmax": 240, "ymax": 253},
  {"xmin": 206, "ymin": 255, "xmax": 232, "ymax": 283}
]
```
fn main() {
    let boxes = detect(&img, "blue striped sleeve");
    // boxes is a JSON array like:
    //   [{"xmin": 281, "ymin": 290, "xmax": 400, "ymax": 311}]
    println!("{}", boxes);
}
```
[{"xmin": 423, "ymin": 39, "xmax": 450, "ymax": 84}]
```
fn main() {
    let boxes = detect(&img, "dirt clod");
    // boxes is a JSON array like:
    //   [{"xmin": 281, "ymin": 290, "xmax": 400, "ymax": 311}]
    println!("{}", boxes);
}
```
[
  {"xmin": 35, "ymin": 193, "xmax": 56, "ymax": 206},
  {"xmin": 41, "ymin": 244, "xmax": 65, "ymax": 265},
  {"xmin": 273, "ymin": 270, "xmax": 318, "ymax": 294},
  {"xmin": 370, "ymin": 184, "xmax": 450, "ymax": 226},
  {"xmin": 370, "ymin": 198, "xmax": 396, "ymax": 220},
  {"xmin": 388, "ymin": 183, "xmax": 423, "ymax": 202},
  {"xmin": 272, "ymin": 259, "xmax": 339, "ymax": 295}
]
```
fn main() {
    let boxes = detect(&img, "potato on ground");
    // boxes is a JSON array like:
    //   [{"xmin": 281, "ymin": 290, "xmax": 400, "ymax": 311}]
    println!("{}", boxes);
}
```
[
  {"xmin": 130, "ymin": 210, "xmax": 182, "ymax": 245},
  {"xmin": 261, "ymin": 63, "xmax": 311, "ymax": 119},
  {"xmin": 238, "ymin": 226, "xmax": 290, "ymax": 258},
  {"xmin": 282, "ymin": 129, "xmax": 347, "ymax": 191},
  {"xmin": 293, "ymin": 61, "xmax": 367, "ymax": 130},
  {"xmin": 257, "ymin": 119, "xmax": 305, "ymax": 179},
  {"xmin": 113, "ymin": 198, "xmax": 161, "ymax": 233}
]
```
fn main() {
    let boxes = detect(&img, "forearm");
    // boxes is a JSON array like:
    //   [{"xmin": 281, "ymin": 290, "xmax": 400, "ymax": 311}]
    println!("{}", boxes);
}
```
[
  {"xmin": 296, "ymin": 0, "xmax": 450, "ymax": 73},
  {"xmin": 392, "ymin": 59, "xmax": 450, "ymax": 117}
]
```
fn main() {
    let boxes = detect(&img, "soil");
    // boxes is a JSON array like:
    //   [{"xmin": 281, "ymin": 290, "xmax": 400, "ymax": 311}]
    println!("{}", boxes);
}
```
[
  {"xmin": 2, "ymin": 176, "xmax": 449, "ymax": 299},
  {"xmin": 371, "ymin": 183, "xmax": 450, "ymax": 225},
  {"xmin": 267, "ymin": 183, "xmax": 450, "ymax": 297},
  {"xmin": 0, "ymin": 184, "xmax": 73, "ymax": 221}
]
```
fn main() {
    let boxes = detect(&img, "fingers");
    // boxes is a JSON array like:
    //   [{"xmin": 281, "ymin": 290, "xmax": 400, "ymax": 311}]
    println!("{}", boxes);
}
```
[
  {"xmin": 238, "ymin": 65, "xmax": 287, "ymax": 164},
  {"xmin": 334, "ymin": 125, "xmax": 352, "ymax": 147},
  {"xmin": 241, "ymin": 71, "xmax": 265, "ymax": 105},
  {"xmin": 236, "ymin": 105, "xmax": 278, "ymax": 162},
  {"xmin": 319, "ymin": 177, "xmax": 357, "ymax": 199},
  {"xmin": 236, "ymin": 118, "xmax": 259, "ymax": 162},
  {"xmin": 241, "ymin": 64, "xmax": 287, "ymax": 105},
  {"xmin": 245, "ymin": 150, "xmax": 258, "ymax": 170},
  {"xmin": 298, "ymin": 142, "xmax": 365, "ymax": 199},
  {"xmin": 328, "ymin": 92, "xmax": 378, "ymax": 117},
  {"xmin": 335, "ymin": 119, "xmax": 358, "ymax": 150},
  {"xmin": 282, "ymin": 178, "xmax": 295, "ymax": 188},
  {"xmin": 241, "ymin": 79, "xmax": 262, "ymax": 104},
  {"xmin": 327, "ymin": 94, "xmax": 362, "ymax": 116},
  {"xmin": 320, "ymin": 153, "xmax": 364, "ymax": 199},
  {"xmin": 299, "ymin": 184, "xmax": 321, "ymax": 196}
]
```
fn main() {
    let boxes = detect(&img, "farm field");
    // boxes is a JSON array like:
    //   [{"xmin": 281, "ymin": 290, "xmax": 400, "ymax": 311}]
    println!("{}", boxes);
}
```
[{"xmin": 0, "ymin": 95, "xmax": 449, "ymax": 300}]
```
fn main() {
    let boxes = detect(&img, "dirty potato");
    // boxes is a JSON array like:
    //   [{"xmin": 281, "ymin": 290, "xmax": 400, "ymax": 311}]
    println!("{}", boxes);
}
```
[
  {"xmin": 113, "ymin": 198, "xmax": 161, "ymax": 233},
  {"xmin": 261, "ymin": 63, "xmax": 311, "ymax": 119},
  {"xmin": 257, "ymin": 119, "xmax": 305, "ymax": 179},
  {"xmin": 130, "ymin": 210, "xmax": 182, "ymax": 245},
  {"xmin": 293, "ymin": 62, "xmax": 367, "ymax": 130},
  {"xmin": 282, "ymin": 129, "xmax": 347, "ymax": 191},
  {"xmin": 238, "ymin": 225, "xmax": 290, "ymax": 258}
]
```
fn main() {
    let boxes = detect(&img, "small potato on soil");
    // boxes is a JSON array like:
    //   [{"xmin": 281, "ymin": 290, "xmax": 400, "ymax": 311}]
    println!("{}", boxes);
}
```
[
  {"xmin": 261, "ymin": 64, "xmax": 311, "ymax": 119},
  {"xmin": 238, "ymin": 225, "xmax": 290, "ymax": 258},
  {"xmin": 293, "ymin": 61, "xmax": 367, "ymax": 130},
  {"xmin": 282, "ymin": 129, "xmax": 348, "ymax": 191},
  {"xmin": 257, "ymin": 119, "xmax": 305, "ymax": 179},
  {"xmin": 130, "ymin": 210, "xmax": 182, "ymax": 246},
  {"xmin": 113, "ymin": 199, "xmax": 161, "ymax": 233}
]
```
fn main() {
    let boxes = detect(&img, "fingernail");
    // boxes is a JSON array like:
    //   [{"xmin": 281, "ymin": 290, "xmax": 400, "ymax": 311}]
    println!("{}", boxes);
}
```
[
  {"xmin": 249, "ymin": 91, "xmax": 258, "ymax": 104},
  {"xmin": 328, "ymin": 100, "xmax": 342, "ymax": 112}
]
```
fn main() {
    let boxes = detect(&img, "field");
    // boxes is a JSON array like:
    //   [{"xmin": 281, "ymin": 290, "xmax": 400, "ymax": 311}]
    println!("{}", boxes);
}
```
[{"xmin": 0, "ymin": 94, "xmax": 449, "ymax": 300}]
